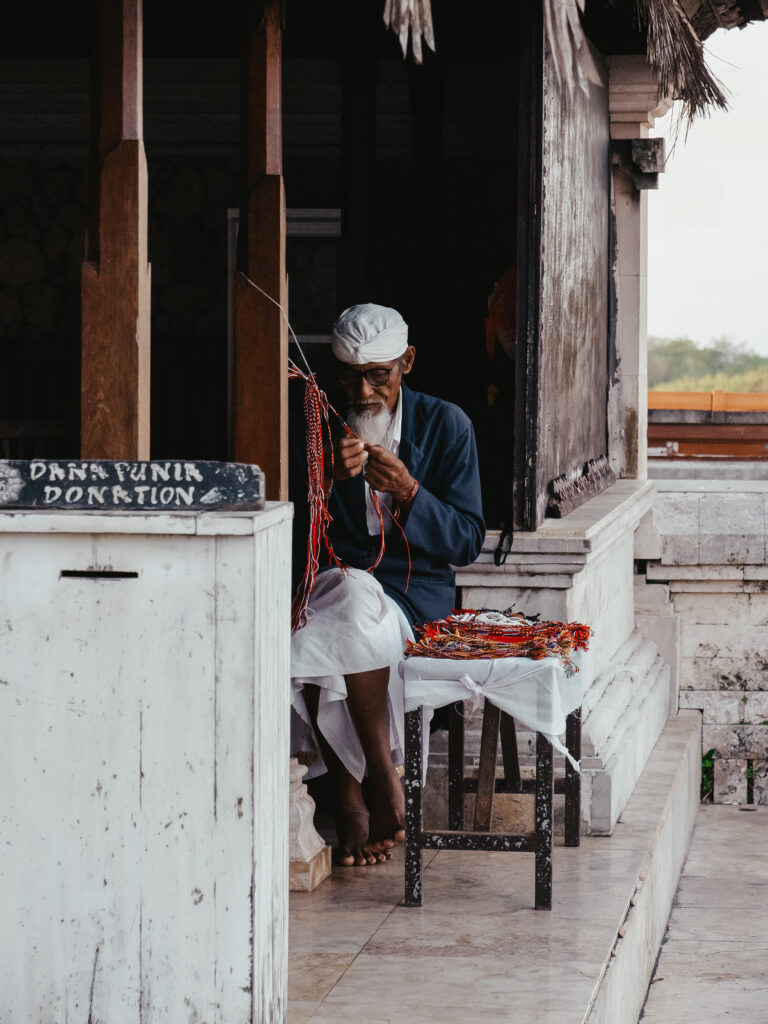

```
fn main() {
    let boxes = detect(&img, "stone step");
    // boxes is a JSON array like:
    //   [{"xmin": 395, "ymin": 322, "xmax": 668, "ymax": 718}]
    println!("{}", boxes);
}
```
[
  {"xmin": 582, "ymin": 634, "xmax": 660, "ymax": 755},
  {"xmin": 582, "ymin": 657, "xmax": 672, "ymax": 834},
  {"xmin": 582, "ymin": 629, "xmax": 646, "ymax": 719},
  {"xmin": 638, "ymin": 804, "xmax": 768, "ymax": 1023},
  {"xmin": 584, "ymin": 711, "xmax": 701, "ymax": 1024},
  {"xmin": 288, "ymin": 711, "xmax": 702, "ymax": 1024},
  {"xmin": 599, "ymin": 654, "xmax": 669, "ymax": 766}
]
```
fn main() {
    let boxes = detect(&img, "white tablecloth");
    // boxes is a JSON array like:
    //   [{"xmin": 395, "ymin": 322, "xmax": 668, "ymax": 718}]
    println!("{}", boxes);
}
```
[{"xmin": 401, "ymin": 651, "xmax": 584, "ymax": 771}]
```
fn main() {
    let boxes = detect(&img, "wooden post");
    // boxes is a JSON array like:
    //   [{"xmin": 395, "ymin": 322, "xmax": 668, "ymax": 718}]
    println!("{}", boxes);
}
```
[
  {"xmin": 338, "ymin": 0, "xmax": 378, "ymax": 308},
  {"xmin": 81, "ymin": 0, "xmax": 150, "ymax": 459},
  {"xmin": 233, "ymin": 0, "xmax": 288, "ymax": 501}
]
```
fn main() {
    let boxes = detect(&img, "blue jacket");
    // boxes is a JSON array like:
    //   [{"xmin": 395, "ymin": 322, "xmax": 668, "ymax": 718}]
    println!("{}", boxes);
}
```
[{"xmin": 291, "ymin": 383, "xmax": 485, "ymax": 627}]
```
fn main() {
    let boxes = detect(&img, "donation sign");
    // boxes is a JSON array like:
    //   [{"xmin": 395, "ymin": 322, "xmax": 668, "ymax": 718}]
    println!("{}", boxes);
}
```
[{"xmin": 0, "ymin": 460, "xmax": 265, "ymax": 512}]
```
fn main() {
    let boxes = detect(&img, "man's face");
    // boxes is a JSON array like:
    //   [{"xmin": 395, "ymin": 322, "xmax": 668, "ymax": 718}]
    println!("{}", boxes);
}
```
[{"xmin": 337, "ymin": 346, "xmax": 415, "ymax": 415}]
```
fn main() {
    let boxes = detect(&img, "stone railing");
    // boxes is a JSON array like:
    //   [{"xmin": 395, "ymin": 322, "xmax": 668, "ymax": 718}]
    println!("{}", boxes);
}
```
[{"xmin": 642, "ymin": 478, "xmax": 768, "ymax": 804}]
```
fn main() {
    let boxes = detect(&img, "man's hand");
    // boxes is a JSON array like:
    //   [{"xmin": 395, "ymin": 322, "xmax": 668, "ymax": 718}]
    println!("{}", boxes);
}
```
[
  {"xmin": 333, "ymin": 436, "xmax": 369, "ymax": 481},
  {"xmin": 363, "ymin": 445, "xmax": 416, "ymax": 504}
]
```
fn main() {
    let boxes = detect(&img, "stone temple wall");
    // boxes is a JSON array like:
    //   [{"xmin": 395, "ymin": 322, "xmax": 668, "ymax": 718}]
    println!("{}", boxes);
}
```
[{"xmin": 643, "ymin": 480, "xmax": 768, "ymax": 804}]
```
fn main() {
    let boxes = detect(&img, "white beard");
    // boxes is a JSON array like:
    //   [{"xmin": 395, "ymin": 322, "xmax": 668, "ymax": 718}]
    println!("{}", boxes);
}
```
[{"xmin": 346, "ymin": 405, "xmax": 395, "ymax": 449}]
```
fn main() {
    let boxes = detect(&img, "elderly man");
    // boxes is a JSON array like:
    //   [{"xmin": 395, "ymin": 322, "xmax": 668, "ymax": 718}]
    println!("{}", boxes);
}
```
[{"xmin": 291, "ymin": 303, "xmax": 484, "ymax": 866}]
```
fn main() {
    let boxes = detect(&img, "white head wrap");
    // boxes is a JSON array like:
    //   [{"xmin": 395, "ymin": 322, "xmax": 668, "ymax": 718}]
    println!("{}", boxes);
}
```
[{"xmin": 331, "ymin": 303, "xmax": 409, "ymax": 365}]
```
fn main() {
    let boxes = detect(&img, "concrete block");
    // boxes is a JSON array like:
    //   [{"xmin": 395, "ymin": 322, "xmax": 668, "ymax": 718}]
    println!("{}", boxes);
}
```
[
  {"xmin": 698, "ymin": 493, "xmax": 765, "ymax": 565},
  {"xmin": 669, "ymin": 580, "xmax": 743, "ymax": 593},
  {"xmin": 753, "ymin": 760, "xmax": 768, "ymax": 804},
  {"xmin": 634, "ymin": 579, "xmax": 670, "ymax": 606},
  {"xmin": 746, "ymin": 593, "xmax": 768, "ymax": 625},
  {"xmin": 634, "ymin": 509, "xmax": 661, "ymax": 560},
  {"xmin": 713, "ymin": 759, "xmax": 747, "ymax": 804},
  {"xmin": 655, "ymin": 493, "xmax": 699, "ymax": 566},
  {"xmin": 289, "ymin": 846, "xmax": 332, "ymax": 892},
  {"xmin": 679, "ymin": 690, "xmax": 768, "ymax": 724},
  {"xmin": 636, "ymin": 609, "xmax": 680, "ymax": 716},
  {"xmin": 680, "ymin": 623, "xmax": 768, "ymax": 662},
  {"xmin": 647, "ymin": 564, "xmax": 743, "ymax": 581},
  {"xmin": 704, "ymin": 724, "xmax": 768, "ymax": 760},
  {"xmin": 456, "ymin": 586, "xmax": 566, "ymax": 622},
  {"xmin": 660, "ymin": 533, "xmax": 700, "ymax": 567},
  {"xmin": 670, "ymin": 591, "xmax": 747, "ymax": 625},
  {"xmin": 568, "ymin": 532, "xmax": 635, "ymax": 680},
  {"xmin": 680, "ymin": 656, "xmax": 768, "ymax": 692}
]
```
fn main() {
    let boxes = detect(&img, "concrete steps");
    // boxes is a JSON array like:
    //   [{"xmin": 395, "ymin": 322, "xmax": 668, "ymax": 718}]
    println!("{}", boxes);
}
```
[
  {"xmin": 639, "ymin": 804, "xmax": 768, "ymax": 1023},
  {"xmin": 288, "ymin": 711, "xmax": 702, "ymax": 1024},
  {"xmin": 581, "ymin": 631, "xmax": 673, "ymax": 835},
  {"xmin": 584, "ymin": 711, "xmax": 701, "ymax": 1023}
]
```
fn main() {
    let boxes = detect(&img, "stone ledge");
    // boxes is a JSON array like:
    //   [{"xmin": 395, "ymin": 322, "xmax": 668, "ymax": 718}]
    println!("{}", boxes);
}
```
[
  {"xmin": 0, "ymin": 500, "xmax": 293, "ymax": 536},
  {"xmin": 456, "ymin": 480, "xmax": 656, "ymax": 576},
  {"xmin": 585, "ymin": 712, "xmax": 701, "ymax": 1024}
]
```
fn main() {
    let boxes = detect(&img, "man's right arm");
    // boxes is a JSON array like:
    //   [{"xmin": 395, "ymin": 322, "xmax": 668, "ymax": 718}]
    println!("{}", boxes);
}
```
[{"xmin": 333, "ymin": 437, "xmax": 368, "ymax": 481}]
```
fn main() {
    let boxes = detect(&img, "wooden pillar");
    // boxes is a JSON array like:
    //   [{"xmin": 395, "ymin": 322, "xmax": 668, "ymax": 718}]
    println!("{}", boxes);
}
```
[
  {"xmin": 81, "ymin": 0, "xmax": 150, "ymax": 459},
  {"xmin": 233, "ymin": 0, "xmax": 288, "ymax": 501},
  {"xmin": 338, "ymin": 1, "xmax": 378, "ymax": 308}
]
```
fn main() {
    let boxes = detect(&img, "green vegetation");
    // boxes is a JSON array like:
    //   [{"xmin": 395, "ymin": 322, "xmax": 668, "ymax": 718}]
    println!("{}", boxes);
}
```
[
  {"xmin": 649, "ymin": 336, "xmax": 768, "ymax": 392},
  {"xmin": 701, "ymin": 748, "xmax": 715, "ymax": 803}
]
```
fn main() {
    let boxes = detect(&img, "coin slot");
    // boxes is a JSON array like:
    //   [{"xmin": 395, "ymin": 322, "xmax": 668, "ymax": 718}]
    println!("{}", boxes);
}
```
[{"xmin": 60, "ymin": 570, "xmax": 139, "ymax": 580}]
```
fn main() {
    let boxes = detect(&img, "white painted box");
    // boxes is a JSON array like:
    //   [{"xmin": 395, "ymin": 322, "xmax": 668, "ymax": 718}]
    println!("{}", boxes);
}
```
[{"xmin": 0, "ymin": 503, "xmax": 292, "ymax": 1023}]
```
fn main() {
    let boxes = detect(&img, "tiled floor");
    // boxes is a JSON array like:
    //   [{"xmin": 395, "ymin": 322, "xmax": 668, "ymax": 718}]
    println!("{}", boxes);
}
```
[
  {"xmin": 640, "ymin": 805, "xmax": 768, "ymax": 1023},
  {"xmin": 288, "ymin": 717, "xmax": 699, "ymax": 1024}
]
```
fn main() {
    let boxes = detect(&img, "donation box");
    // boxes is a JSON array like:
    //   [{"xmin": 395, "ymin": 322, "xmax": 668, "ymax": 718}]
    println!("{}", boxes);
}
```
[{"xmin": 0, "ymin": 502, "xmax": 292, "ymax": 1022}]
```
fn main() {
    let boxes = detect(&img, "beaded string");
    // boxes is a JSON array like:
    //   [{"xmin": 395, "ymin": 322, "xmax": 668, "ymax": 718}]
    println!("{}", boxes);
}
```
[{"xmin": 239, "ymin": 273, "xmax": 412, "ymax": 632}]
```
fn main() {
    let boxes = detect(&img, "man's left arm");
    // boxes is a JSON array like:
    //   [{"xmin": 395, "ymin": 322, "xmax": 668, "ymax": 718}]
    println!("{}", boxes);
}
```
[{"xmin": 363, "ymin": 428, "xmax": 485, "ymax": 566}]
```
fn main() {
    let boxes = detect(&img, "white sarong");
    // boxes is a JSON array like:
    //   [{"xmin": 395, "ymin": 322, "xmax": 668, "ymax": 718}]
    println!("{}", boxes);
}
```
[{"xmin": 291, "ymin": 567, "xmax": 414, "ymax": 781}]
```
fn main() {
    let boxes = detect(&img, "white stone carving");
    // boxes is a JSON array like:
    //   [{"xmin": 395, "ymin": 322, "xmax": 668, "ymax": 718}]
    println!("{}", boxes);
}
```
[
  {"xmin": 607, "ymin": 54, "xmax": 673, "ymax": 139},
  {"xmin": 289, "ymin": 758, "xmax": 331, "ymax": 891}
]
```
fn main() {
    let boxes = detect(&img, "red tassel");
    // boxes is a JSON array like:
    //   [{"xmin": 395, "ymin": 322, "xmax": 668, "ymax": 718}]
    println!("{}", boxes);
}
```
[{"xmin": 289, "ymin": 364, "xmax": 413, "ymax": 630}]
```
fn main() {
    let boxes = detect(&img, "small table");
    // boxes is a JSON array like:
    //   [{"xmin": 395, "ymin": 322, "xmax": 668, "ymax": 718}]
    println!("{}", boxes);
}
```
[{"xmin": 401, "ymin": 653, "xmax": 583, "ymax": 910}]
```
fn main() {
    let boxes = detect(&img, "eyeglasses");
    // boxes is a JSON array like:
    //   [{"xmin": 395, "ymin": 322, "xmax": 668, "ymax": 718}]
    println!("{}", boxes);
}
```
[{"xmin": 338, "ymin": 365, "xmax": 397, "ymax": 388}]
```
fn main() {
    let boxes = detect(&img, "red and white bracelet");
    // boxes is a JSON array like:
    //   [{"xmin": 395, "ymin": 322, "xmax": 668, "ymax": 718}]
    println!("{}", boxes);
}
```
[
  {"xmin": 393, "ymin": 479, "xmax": 419, "ymax": 520},
  {"xmin": 400, "ymin": 478, "xmax": 419, "ymax": 505}
]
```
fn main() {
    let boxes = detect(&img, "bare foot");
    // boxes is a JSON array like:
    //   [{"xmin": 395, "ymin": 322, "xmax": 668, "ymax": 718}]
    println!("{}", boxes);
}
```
[
  {"xmin": 365, "ymin": 766, "xmax": 406, "ymax": 854},
  {"xmin": 335, "ymin": 808, "xmax": 386, "ymax": 866}
]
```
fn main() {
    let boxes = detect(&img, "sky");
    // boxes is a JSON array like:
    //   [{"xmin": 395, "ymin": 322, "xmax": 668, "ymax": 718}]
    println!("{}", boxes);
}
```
[{"xmin": 647, "ymin": 19, "xmax": 768, "ymax": 355}]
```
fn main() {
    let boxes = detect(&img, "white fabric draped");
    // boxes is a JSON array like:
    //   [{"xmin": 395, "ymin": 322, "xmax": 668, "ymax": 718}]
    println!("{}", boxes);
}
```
[
  {"xmin": 402, "ymin": 651, "xmax": 584, "ymax": 774},
  {"xmin": 291, "ymin": 567, "xmax": 413, "ymax": 782}
]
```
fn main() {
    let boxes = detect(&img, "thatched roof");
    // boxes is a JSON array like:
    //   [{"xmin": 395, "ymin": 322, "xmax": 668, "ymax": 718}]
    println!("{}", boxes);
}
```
[
  {"xmin": 635, "ymin": 0, "xmax": 728, "ymax": 117},
  {"xmin": 384, "ymin": 0, "xmax": 768, "ymax": 118},
  {"xmin": 680, "ymin": 0, "xmax": 768, "ymax": 40}
]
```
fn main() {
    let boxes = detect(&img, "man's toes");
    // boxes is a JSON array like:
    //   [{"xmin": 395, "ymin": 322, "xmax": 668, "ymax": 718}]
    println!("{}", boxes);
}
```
[
  {"xmin": 378, "ymin": 827, "xmax": 405, "ymax": 851},
  {"xmin": 362, "ymin": 844, "xmax": 387, "ymax": 864}
]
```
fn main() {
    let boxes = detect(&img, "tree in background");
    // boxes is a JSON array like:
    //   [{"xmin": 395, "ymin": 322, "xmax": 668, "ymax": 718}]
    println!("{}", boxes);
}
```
[{"xmin": 648, "ymin": 336, "xmax": 768, "ymax": 391}]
